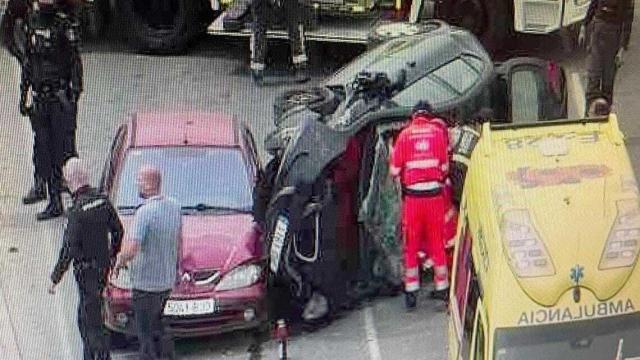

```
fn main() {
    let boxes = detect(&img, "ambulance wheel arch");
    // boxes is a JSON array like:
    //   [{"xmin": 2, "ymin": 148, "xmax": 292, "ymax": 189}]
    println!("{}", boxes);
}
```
[{"xmin": 118, "ymin": 0, "xmax": 215, "ymax": 53}]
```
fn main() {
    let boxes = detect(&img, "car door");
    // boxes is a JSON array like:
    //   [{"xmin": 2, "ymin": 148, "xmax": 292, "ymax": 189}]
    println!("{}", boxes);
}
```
[
  {"xmin": 99, "ymin": 124, "xmax": 127, "ymax": 194},
  {"xmin": 493, "ymin": 57, "xmax": 568, "ymax": 124}
]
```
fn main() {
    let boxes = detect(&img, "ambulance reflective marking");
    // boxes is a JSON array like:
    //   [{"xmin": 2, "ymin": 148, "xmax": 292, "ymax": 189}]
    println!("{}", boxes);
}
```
[
  {"xmin": 503, "ymin": 131, "xmax": 600, "ymax": 150},
  {"xmin": 517, "ymin": 299, "xmax": 635, "ymax": 326}
]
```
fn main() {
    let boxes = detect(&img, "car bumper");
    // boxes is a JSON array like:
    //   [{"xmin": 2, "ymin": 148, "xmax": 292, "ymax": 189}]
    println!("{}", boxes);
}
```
[{"xmin": 104, "ymin": 285, "xmax": 267, "ymax": 338}]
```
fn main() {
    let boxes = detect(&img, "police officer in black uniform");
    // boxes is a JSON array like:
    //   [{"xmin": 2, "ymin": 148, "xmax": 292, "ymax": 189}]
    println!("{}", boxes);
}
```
[
  {"xmin": 250, "ymin": 0, "xmax": 310, "ymax": 85},
  {"xmin": 49, "ymin": 158, "xmax": 123, "ymax": 360},
  {"xmin": 1, "ymin": 0, "xmax": 49, "ymax": 206},
  {"xmin": 581, "ymin": 0, "xmax": 634, "ymax": 113},
  {"xmin": 21, "ymin": 0, "xmax": 83, "ymax": 220}
]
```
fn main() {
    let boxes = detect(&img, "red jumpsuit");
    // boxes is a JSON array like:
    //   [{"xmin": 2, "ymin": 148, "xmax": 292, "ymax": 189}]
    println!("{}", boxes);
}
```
[{"xmin": 390, "ymin": 115, "xmax": 450, "ymax": 293}]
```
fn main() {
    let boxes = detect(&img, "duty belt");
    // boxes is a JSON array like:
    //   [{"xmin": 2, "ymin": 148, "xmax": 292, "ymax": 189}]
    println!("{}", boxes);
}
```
[
  {"xmin": 32, "ymin": 80, "xmax": 69, "ymax": 96},
  {"xmin": 74, "ymin": 259, "xmax": 99, "ymax": 270}
]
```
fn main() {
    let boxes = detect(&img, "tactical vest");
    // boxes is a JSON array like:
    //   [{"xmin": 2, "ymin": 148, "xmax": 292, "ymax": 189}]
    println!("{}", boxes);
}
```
[{"xmin": 25, "ymin": 10, "xmax": 73, "ymax": 91}]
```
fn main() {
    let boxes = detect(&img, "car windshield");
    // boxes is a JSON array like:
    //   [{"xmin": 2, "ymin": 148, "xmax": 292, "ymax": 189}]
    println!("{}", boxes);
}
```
[
  {"xmin": 392, "ymin": 55, "xmax": 485, "ymax": 107},
  {"xmin": 494, "ymin": 314, "xmax": 640, "ymax": 360},
  {"xmin": 115, "ymin": 147, "xmax": 253, "ymax": 212}
]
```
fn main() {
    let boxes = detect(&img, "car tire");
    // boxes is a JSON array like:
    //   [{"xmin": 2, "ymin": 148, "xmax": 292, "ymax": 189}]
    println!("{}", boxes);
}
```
[
  {"xmin": 367, "ymin": 19, "xmax": 443, "ymax": 48},
  {"xmin": 109, "ymin": 330, "xmax": 135, "ymax": 350},
  {"xmin": 119, "ymin": 0, "xmax": 214, "ymax": 54},
  {"xmin": 81, "ymin": 0, "xmax": 110, "ymax": 40},
  {"xmin": 273, "ymin": 87, "xmax": 339, "ymax": 127}
]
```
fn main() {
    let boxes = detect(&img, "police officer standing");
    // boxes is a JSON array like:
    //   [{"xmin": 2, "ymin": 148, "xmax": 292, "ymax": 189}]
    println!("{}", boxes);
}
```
[
  {"xmin": 580, "ymin": 0, "xmax": 634, "ymax": 113},
  {"xmin": 49, "ymin": 158, "xmax": 124, "ymax": 360},
  {"xmin": 20, "ymin": 0, "xmax": 83, "ymax": 220},
  {"xmin": 250, "ymin": 0, "xmax": 310, "ymax": 85}
]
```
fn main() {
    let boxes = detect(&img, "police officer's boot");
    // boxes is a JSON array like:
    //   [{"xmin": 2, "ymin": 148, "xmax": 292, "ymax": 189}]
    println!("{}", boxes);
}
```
[
  {"xmin": 22, "ymin": 176, "xmax": 47, "ymax": 205},
  {"xmin": 405, "ymin": 291, "xmax": 417, "ymax": 310},
  {"xmin": 37, "ymin": 187, "xmax": 63, "ymax": 221},
  {"xmin": 292, "ymin": 63, "xmax": 310, "ymax": 83}
]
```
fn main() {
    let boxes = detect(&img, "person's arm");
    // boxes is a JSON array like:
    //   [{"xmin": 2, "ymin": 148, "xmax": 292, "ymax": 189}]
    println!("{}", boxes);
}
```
[
  {"xmin": 106, "ymin": 200, "xmax": 124, "ymax": 266},
  {"xmin": 621, "ymin": 0, "xmax": 634, "ymax": 50},
  {"xmin": 585, "ymin": 0, "xmax": 597, "ymax": 25},
  {"xmin": 62, "ymin": 14, "xmax": 83, "ymax": 102},
  {"xmin": 50, "ymin": 211, "xmax": 81, "ymax": 288},
  {"xmin": 389, "ymin": 133, "xmax": 405, "ymax": 179},
  {"xmin": 114, "ymin": 207, "xmax": 146, "ymax": 271}
]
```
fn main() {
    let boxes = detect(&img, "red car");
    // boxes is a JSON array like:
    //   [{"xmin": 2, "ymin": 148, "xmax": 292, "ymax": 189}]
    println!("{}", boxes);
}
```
[{"xmin": 101, "ymin": 112, "xmax": 266, "ymax": 337}]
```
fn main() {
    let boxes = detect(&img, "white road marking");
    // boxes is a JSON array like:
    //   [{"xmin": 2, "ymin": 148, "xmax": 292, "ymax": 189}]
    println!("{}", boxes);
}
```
[
  {"xmin": 363, "ymin": 306, "xmax": 382, "ymax": 360},
  {"xmin": 570, "ymin": 72, "xmax": 586, "ymax": 118}
]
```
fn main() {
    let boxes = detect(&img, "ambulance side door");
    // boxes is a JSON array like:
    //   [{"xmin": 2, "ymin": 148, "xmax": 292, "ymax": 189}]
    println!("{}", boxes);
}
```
[{"xmin": 451, "ymin": 213, "xmax": 480, "ymax": 359}]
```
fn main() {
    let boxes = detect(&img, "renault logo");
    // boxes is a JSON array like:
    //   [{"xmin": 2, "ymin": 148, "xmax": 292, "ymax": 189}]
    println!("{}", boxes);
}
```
[{"xmin": 181, "ymin": 272, "xmax": 192, "ymax": 283}]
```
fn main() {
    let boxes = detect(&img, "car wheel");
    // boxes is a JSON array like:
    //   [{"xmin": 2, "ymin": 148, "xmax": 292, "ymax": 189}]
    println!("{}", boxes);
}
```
[
  {"xmin": 109, "ymin": 330, "xmax": 135, "ymax": 350},
  {"xmin": 273, "ymin": 87, "xmax": 338, "ymax": 127},
  {"xmin": 119, "ymin": 0, "xmax": 214, "ymax": 54},
  {"xmin": 367, "ymin": 19, "xmax": 443, "ymax": 47}
]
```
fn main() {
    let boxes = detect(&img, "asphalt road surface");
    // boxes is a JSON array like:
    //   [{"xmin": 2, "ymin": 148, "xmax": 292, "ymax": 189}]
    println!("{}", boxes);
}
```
[{"xmin": 1, "ymin": 6, "xmax": 639, "ymax": 359}]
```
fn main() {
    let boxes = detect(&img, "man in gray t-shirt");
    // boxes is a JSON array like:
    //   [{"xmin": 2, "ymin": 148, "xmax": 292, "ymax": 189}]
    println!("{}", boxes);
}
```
[{"xmin": 115, "ymin": 165, "xmax": 181, "ymax": 360}]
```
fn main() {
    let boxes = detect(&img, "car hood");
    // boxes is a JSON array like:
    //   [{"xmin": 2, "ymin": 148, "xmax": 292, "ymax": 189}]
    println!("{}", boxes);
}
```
[
  {"xmin": 486, "ymin": 119, "xmax": 640, "ymax": 306},
  {"xmin": 120, "ymin": 213, "xmax": 261, "ymax": 273}
]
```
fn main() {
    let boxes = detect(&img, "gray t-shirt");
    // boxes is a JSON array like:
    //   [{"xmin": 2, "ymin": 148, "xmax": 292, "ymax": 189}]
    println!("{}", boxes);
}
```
[{"xmin": 130, "ymin": 195, "xmax": 181, "ymax": 292}]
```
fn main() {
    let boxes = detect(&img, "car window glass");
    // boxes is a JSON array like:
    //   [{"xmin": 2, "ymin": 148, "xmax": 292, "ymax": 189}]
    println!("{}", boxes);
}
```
[
  {"xmin": 393, "ymin": 56, "xmax": 482, "ymax": 107},
  {"xmin": 115, "ymin": 147, "xmax": 253, "ymax": 210},
  {"xmin": 511, "ymin": 70, "xmax": 541, "ymax": 123}
]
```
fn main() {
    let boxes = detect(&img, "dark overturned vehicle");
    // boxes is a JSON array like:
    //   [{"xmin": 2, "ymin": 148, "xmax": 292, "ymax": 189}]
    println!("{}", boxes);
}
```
[{"xmin": 262, "ymin": 21, "xmax": 569, "ymax": 323}]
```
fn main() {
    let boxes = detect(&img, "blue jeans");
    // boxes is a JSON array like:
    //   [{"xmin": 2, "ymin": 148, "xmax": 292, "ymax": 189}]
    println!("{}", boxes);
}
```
[{"xmin": 132, "ymin": 289, "xmax": 174, "ymax": 360}]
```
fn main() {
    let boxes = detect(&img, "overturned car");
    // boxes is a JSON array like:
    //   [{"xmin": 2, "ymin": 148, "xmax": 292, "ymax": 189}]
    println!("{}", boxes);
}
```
[{"xmin": 263, "ymin": 22, "xmax": 569, "ymax": 322}]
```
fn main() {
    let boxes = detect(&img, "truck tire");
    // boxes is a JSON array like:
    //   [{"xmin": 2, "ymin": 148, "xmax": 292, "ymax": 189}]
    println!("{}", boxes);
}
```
[
  {"xmin": 119, "ymin": 0, "xmax": 213, "ymax": 54},
  {"xmin": 448, "ymin": 0, "xmax": 510, "ymax": 54},
  {"xmin": 273, "ymin": 87, "xmax": 338, "ymax": 127}
]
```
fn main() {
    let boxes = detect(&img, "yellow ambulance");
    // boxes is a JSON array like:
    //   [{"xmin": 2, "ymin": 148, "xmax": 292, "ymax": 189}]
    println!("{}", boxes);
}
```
[{"xmin": 448, "ymin": 114, "xmax": 640, "ymax": 360}]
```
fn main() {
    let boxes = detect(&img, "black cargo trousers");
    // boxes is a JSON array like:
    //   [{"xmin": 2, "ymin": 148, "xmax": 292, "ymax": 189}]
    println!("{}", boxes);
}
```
[
  {"xmin": 250, "ymin": 0, "xmax": 308, "ymax": 72},
  {"xmin": 585, "ymin": 18, "xmax": 623, "ymax": 108},
  {"xmin": 74, "ymin": 266, "xmax": 111, "ymax": 360},
  {"xmin": 29, "ymin": 92, "xmax": 78, "ymax": 193}
]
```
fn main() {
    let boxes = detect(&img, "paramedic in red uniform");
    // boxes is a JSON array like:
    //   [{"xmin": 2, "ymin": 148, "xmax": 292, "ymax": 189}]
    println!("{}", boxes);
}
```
[{"xmin": 390, "ymin": 101, "xmax": 450, "ymax": 310}]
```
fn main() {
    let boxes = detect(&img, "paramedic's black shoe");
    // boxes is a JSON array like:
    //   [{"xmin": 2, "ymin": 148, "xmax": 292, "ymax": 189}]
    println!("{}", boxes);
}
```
[
  {"xmin": 405, "ymin": 291, "xmax": 417, "ymax": 310},
  {"xmin": 430, "ymin": 288, "xmax": 449, "ymax": 302}
]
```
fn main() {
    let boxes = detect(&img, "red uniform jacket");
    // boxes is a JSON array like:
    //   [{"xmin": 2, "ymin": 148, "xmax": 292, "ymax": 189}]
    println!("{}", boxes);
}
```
[{"xmin": 390, "ymin": 116, "xmax": 449, "ymax": 187}]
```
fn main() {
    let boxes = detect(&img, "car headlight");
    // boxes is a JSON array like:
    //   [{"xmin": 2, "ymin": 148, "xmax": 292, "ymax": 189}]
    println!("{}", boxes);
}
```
[
  {"xmin": 110, "ymin": 267, "xmax": 132, "ymax": 290},
  {"xmin": 599, "ymin": 199, "xmax": 640, "ymax": 269},
  {"xmin": 215, "ymin": 264, "xmax": 262, "ymax": 291},
  {"xmin": 501, "ymin": 209, "xmax": 556, "ymax": 278}
]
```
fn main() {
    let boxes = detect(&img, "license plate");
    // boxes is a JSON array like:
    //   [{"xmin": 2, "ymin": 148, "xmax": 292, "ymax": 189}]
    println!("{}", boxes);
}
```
[
  {"xmin": 163, "ymin": 299, "xmax": 215, "ymax": 316},
  {"xmin": 269, "ymin": 215, "xmax": 289, "ymax": 273}
]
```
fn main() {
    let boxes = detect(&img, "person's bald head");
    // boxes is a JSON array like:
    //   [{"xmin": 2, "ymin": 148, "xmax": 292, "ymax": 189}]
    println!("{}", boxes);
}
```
[
  {"xmin": 63, "ymin": 157, "xmax": 90, "ymax": 193},
  {"xmin": 136, "ymin": 165, "xmax": 162, "ymax": 199}
]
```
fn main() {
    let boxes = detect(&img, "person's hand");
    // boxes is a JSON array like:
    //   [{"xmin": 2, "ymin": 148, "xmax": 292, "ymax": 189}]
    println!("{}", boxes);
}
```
[
  {"xmin": 578, "ymin": 25, "xmax": 586, "ymax": 48},
  {"xmin": 47, "ymin": 282, "xmax": 57, "ymax": 295},
  {"xmin": 615, "ymin": 48, "xmax": 625, "ymax": 68}
]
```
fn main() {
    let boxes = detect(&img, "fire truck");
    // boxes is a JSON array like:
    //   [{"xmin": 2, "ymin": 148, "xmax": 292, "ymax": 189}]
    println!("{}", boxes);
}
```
[{"xmin": 76, "ymin": 0, "xmax": 589, "ymax": 54}]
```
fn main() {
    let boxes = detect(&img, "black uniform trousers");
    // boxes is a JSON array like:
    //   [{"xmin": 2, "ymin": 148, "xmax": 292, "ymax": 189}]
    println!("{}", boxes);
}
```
[
  {"xmin": 74, "ymin": 266, "xmax": 111, "ymax": 360},
  {"xmin": 586, "ymin": 18, "xmax": 623, "ymax": 107},
  {"xmin": 132, "ymin": 289, "xmax": 174, "ymax": 360},
  {"xmin": 250, "ymin": 0, "xmax": 307, "ymax": 71},
  {"xmin": 29, "ymin": 96, "xmax": 77, "ymax": 189}
]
